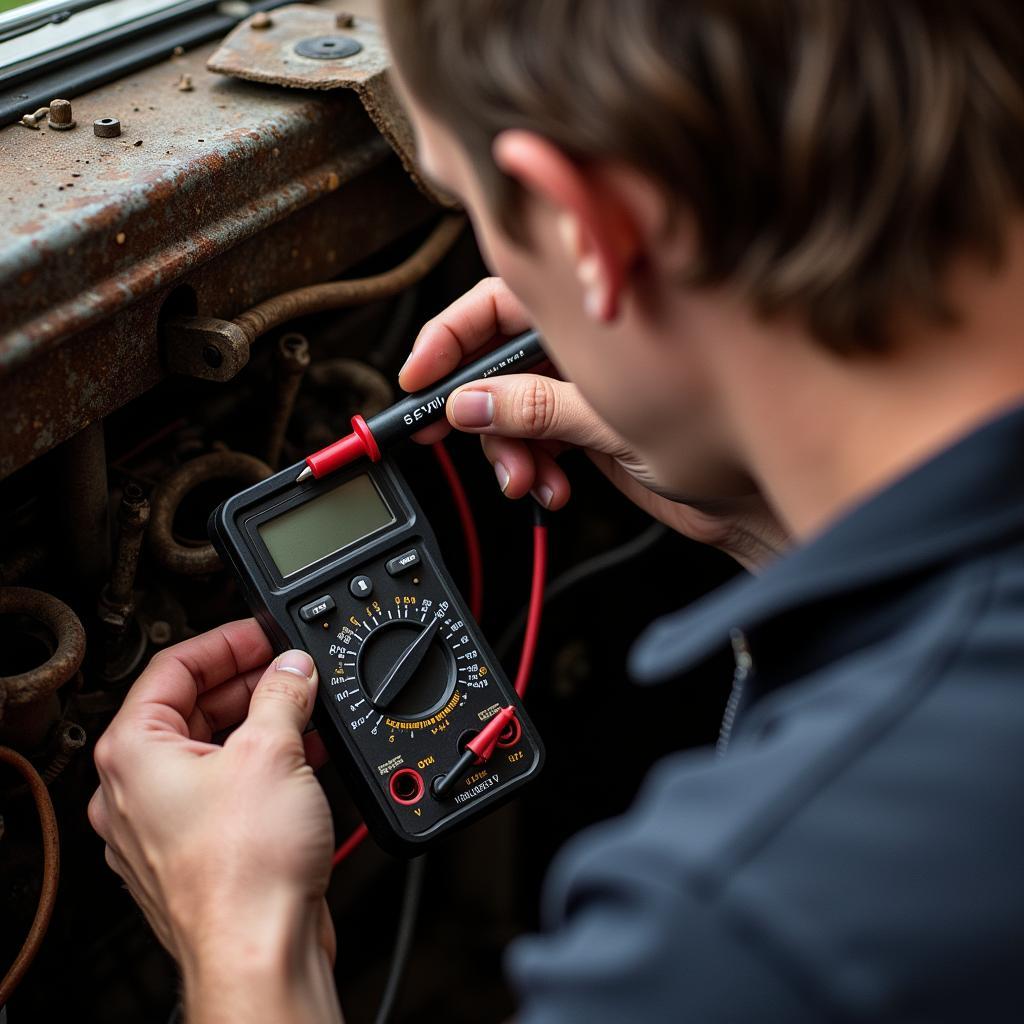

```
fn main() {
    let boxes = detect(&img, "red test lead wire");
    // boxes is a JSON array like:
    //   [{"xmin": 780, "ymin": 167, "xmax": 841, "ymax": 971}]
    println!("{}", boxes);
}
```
[
  {"xmin": 431, "ymin": 442, "xmax": 484, "ymax": 621},
  {"xmin": 331, "ymin": 821, "xmax": 369, "ymax": 868},
  {"xmin": 514, "ymin": 516, "xmax": 548, "ymax": 697}
]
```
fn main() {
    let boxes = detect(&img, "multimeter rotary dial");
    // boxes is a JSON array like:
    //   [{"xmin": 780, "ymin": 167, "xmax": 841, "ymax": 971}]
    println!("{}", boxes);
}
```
[
  {"xmin": 330, "ymin": 596, "xmax": 489, "ymax": 731},
  {"xmin": 358, "ymin": 616, "xmax": 454, "ymax": 717}
]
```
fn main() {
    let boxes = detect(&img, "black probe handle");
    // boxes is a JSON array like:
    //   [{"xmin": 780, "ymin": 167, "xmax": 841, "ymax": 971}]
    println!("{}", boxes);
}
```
[{"xmin": 366, "ymin": 330, "xmax": 545, "ymax": 446}]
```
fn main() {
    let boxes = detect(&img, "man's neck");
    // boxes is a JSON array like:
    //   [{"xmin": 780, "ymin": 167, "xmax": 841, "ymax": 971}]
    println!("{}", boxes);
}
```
[{"xmin": 709, "ymin": 222, "xmax": 1024, "ymax": 542}]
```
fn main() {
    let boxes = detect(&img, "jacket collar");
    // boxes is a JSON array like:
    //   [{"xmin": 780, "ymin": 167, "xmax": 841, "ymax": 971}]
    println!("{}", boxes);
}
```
[{"xmin": 629, "ymin": 401, "xmax": 1024, "ymax": 684}]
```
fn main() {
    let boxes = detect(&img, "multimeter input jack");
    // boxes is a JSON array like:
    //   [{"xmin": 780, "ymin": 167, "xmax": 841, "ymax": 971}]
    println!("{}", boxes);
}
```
[
  {"xmin": 389, "ymin": 768, "xmax": 425, "ymax": 805},
  {"xmin": 496, "ymin": 717, "xmax": 522, "ymax": 748}
]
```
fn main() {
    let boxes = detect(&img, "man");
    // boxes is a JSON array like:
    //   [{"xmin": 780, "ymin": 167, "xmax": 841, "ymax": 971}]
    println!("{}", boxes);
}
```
[{"xmin": 89, "ymin": 2, "xmax": 1024, "ymax": 1020}]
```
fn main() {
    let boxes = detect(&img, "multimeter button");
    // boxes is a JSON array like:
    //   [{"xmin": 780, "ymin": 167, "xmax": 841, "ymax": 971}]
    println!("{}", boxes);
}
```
[
  {"xmin": 386, "ymin": 549, "xmax": 421, "ymax": 576},
  {"xmin": 299, "ymin": 595, "xmax": 335, "ymax": 622},
  {"xmin": 349, "ymin": 575, "xmax": 374, "ymax": 599}
]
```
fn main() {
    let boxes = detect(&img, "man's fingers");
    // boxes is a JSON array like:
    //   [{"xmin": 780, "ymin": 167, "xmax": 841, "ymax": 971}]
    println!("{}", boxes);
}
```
[
  {"xmin": 319, "ymin": 898, "xmax": 337, "ymax": 966},
  {"xmin": 480, "ymin": 435, "xmax": 573, "ymax": 507},
  {"xmin": 120, "ymin": 619, "xmax": 273, "ymax": 731},
  {"xmin": 192, "ymin": 665, "xmax": 266, "ymax": 738},
  {"xmin": 446, "ymin": 375, "xmax": 625, "ymax": 452},
  {"xmin": 243, "ymin": 650, "xmax": 318, "ymax": 740},
  {"xmin": 398, "ymin": 277, "xmax": 531, "ymax": 393},
  {"xmin": 410, "ymin": 420, "xmax": 452, "ymax": 446},
  {"xmin": 88, "ymin": 786, "xmax": 112, "ymax": 841}
]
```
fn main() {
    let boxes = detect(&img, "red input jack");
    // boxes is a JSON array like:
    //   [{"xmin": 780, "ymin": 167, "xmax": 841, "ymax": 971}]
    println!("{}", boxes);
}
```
[
  {"xmin": 496, "ymin": 717, "xmax": 522, "ymax": 748},
  {"xmin": 389, "ymin": 768, "xmax": 425, "ymax": 806}
]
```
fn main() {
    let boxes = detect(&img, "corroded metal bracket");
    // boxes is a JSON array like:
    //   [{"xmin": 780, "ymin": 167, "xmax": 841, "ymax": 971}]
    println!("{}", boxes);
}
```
[
  {"xmin": 161, "ymin": 316, "xmax": 251, "ymax": 381},
  {"xmin": 207, "ymin": 4, "xmax": 455, "ymax": 208}
]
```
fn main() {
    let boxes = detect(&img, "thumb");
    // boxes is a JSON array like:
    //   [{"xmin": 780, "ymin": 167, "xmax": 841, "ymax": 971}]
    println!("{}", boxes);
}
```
[
  {"xmin": 245, "ymin": 650, "xmax": 318, "ymax": 738},
  {"xmin": 446, "ymin": 375, "xmax": 623, "ymax": 453}
]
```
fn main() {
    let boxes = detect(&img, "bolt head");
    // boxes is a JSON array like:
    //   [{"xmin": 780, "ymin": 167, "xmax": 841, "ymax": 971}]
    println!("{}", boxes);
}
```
[
  {"xmin": 148, "ymin": 621, "xmax": 173, "ymax": 645},
  {"xmin": 336, "ymin": 12, "xmax": 355, "ymax": 27},
  {"xmin": 251, "ymin": 11, "xmax": 272, "ymax": 29}
]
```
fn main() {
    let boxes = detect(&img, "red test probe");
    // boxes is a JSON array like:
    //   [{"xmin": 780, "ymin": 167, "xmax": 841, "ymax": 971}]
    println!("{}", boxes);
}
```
[{"xmin": 297, "ymin": 330, "xmax": 545, "ymax": 481}]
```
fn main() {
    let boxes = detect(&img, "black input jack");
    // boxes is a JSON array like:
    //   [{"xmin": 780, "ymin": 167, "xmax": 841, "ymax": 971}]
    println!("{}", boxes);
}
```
[
  {"xmin": 389, "ymin": 768, "xmax": 424, "ymax": 805},
  {"xmin": 496, "ymin": 716, "xmax": 522, "ymax": 748}
]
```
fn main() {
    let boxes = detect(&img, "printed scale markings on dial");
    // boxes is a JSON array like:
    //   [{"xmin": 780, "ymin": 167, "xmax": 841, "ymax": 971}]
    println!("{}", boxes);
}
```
[{"xmin": 325, "ymin": 594, "xmax": 491, "ymax": 745}]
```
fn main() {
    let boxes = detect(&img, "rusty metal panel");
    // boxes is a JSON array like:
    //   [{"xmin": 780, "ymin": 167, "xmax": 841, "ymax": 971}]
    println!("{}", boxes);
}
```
[{"xmin": 0, "ymin": 18, "xmax": 435, "ymax": 479}]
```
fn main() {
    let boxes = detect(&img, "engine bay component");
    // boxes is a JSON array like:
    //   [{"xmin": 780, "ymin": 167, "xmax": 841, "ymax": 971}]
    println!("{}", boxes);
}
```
[
  {"xmin": 234, "ymin": 215, "xmax": 464, "ymax": 347},
  {"xmin": 0, "ymin": 587, "xmax": 86, "ymax": 720},
  {"xmin": 149, "ymin": 451, "xmax": 273, "ymax": 575},
  {"xmin": 161, "ymin": 216, "xmax": 464, "ymax": 383},
  {"xmin": 267, "ymin": 333, "xmax": 312, "ymax": 469},
  {"xmin": 162, "ymin": 318, "xmax": 253, "ymax": 383},
  {"xmin": 0, "ymin": 745, "xmax": 59, "ymax": 1009},
  {"xmin": 97, "ymin": 484, "xmax": 152, "ymax": 684}
]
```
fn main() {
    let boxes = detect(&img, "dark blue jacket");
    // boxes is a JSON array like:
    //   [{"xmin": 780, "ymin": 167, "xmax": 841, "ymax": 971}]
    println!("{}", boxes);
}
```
[{"xmin": 506, "ymin": 404, "xmax": 1024, "ymax": 1022}]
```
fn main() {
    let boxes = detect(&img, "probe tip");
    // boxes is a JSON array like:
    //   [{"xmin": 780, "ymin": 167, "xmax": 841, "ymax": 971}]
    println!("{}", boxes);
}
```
[{"xmin": 296, "ymin": 466, "xmax": 313, "ymax": 483}]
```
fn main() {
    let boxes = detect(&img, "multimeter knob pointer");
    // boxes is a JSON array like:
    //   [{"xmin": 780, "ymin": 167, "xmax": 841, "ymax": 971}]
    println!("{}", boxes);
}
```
[{"xmin": 370, "ymin": 614, "xmax": 442, "ymax": 708}]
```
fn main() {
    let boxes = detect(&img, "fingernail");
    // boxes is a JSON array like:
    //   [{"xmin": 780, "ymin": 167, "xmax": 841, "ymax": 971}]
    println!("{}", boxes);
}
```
[
  {"xmin": 451, "ymin": 390, "xmax": 494, "ymax": 428},
  {"xmin": 495, "ymin": 461, "xmax": 510, "ymax": 493},
  {"xmin": 399, "ymin": 347, "xmax": 415, "ymax": 376},
  {"xmin": 277, "ymin": 649, "xmax": 315, "ymax": 679},
  {"xmin": 533, "ymin": 485, "xmax": 554, "ymax": 508}
]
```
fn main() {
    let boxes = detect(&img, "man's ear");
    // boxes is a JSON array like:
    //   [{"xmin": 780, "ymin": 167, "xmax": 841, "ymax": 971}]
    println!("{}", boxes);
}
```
[{"xmin": 492, "ymin": 130, "xmax": 641, "ymax": 322}]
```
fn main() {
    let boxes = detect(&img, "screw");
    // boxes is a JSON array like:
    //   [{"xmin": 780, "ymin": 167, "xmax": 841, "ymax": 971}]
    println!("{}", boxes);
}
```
[
  {"xmin": 336, "ymin": 12, "xmax": 355, "ymax": 28},
  {"xmin": 251, "ymin": 10, "xmax": 272, "ymax": 29},
  {"xmin": 93, "ymin": 116, "xmax": 121, "ymax": 138},
  {"xmin": 148, "ymin": 620, "xmax": 172, "ymax": 645},
  {"xmin": 48, "ymin": 98, "xmax": 76, "ymax": 131},
  {"xmin": 177, "ymin": 73, "xmax": 194, "ymax": 92}
]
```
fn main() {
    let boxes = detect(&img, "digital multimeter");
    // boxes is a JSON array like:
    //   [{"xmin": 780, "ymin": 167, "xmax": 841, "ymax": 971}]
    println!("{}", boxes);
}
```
[{"xmin": 209, "ymin": 457, "xmax": 544, "ymax": 856}]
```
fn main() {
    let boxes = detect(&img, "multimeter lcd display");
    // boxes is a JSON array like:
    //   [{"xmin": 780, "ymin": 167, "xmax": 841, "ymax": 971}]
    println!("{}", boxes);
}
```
[{"xmin": 257, "ymin": 475, "xmax": 395, "ymax": 577}]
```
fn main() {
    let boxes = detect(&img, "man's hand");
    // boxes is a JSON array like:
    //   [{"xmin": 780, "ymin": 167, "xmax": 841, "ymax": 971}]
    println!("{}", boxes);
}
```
[
  {"xmin": 89, "ymin": 620, "xmax": 343, "ymax": 1024},
  {"xmin": 400, "ymin": 277, "xmax": 787, "ymax": 571}
]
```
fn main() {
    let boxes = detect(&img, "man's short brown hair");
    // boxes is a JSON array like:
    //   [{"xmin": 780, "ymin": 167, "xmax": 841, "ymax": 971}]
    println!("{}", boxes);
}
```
[{"xmin": 382, "ymin": 0, "xmax": 1024, "ymax": 349}]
